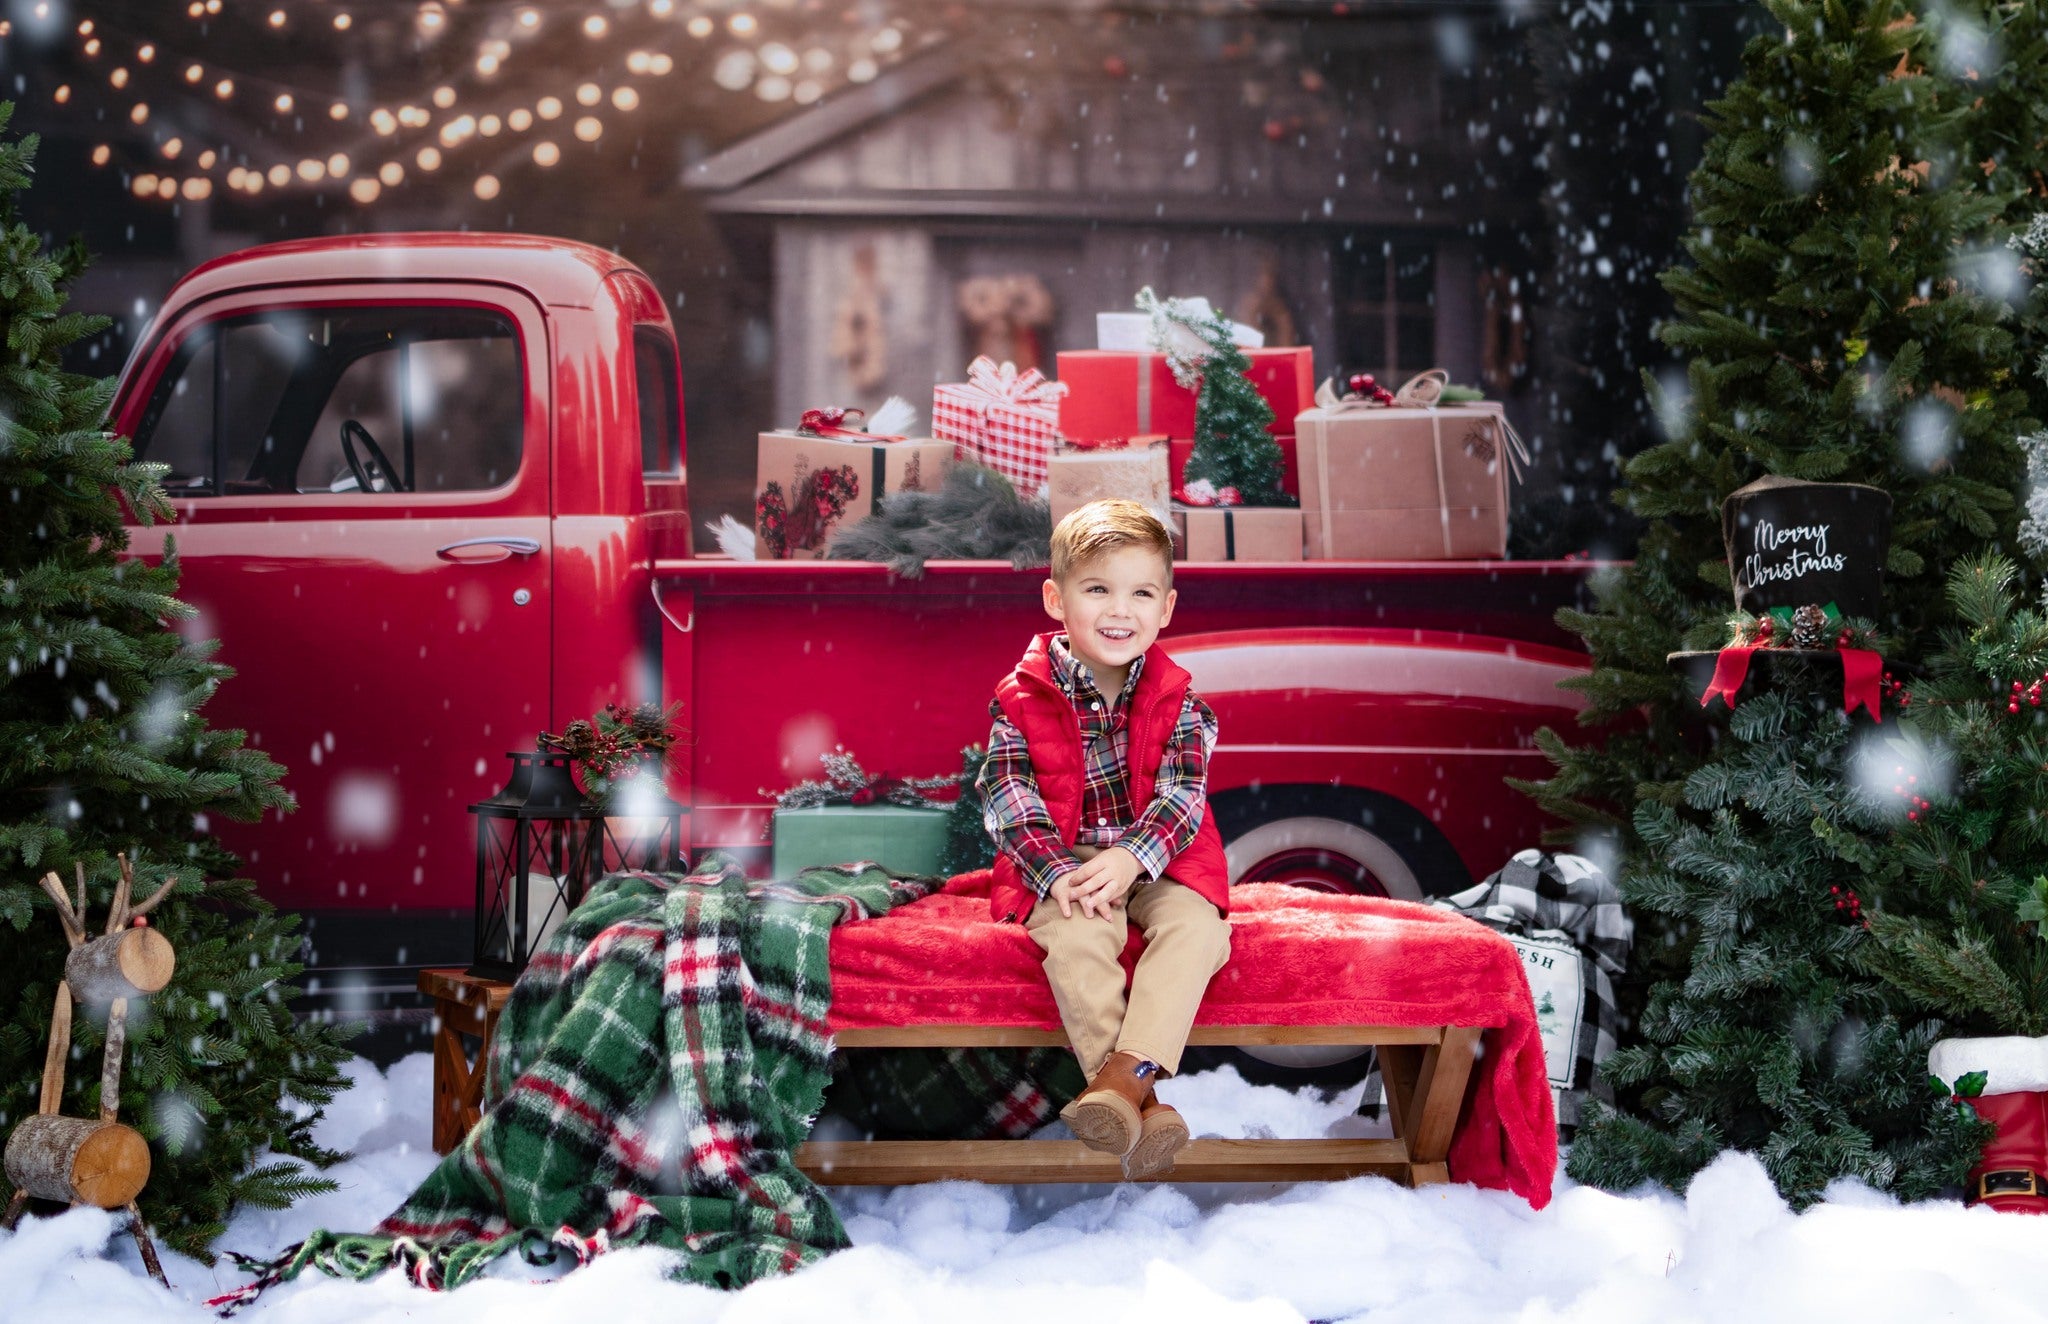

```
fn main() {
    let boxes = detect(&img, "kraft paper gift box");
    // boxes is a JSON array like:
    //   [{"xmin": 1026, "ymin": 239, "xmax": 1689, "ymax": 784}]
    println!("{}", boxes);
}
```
[
  {"xmin": 1294, "ymin": 402, "xmax": 1512, "ymax": 560},
  {"xmin": 931, "ymin": 356, "xmax": 1066, "ymax": 494},
  {"xmin": 770, "ymin": 805, "xmax": 952, "ymax": 879},
  {"xmin": 1046, "ymin": 440, "xmax": 1172, "ymax": 528},
  {"xmin": 1172, "ymin": 505, "xmax": 1305, "ymax": 562},
  {"xmin": 754, "ymin": 429, "xmax": 953, "ymax": 560},
  {"xmin": 1056, "ymin": 347, "xmax": 1314, "ymax": 465}
]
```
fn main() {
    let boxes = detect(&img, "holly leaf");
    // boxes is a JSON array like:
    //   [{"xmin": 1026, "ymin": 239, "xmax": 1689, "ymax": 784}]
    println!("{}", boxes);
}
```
[{"xmin": 1956, "ymin": 1070, "xmax": 1989, "ymax": 1098}]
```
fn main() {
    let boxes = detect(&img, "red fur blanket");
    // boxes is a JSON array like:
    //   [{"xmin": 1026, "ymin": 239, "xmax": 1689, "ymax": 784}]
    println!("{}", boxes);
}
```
[{"xmin": 828, "ymin": 874, "xmax": 1557, "ymax": 1208}]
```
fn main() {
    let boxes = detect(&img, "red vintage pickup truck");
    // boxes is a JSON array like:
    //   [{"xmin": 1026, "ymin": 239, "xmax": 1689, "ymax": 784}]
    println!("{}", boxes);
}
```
[{"xmin": 111, "ymin": 233, "xmax": 1598, "ymax": 1039}]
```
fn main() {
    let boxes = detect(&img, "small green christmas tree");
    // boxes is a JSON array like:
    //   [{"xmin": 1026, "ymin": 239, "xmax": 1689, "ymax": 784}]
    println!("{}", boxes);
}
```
[
  {"xmin": 1138, "ymin": 290, "xmax": 1290, "ymax": 505},
  {"xmin": 0, "ymin": 105, "xmax": 352, "ymax": 1257}
]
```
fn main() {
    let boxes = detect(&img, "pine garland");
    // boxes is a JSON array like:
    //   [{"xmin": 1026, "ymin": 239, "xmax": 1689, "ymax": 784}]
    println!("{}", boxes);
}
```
[{"xmin": 0, "ymin": 103, "xmax": 352, "ymax": 1259}]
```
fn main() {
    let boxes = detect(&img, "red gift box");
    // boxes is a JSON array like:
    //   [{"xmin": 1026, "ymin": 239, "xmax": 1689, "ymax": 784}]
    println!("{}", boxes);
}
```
[
  {"xmin": 932, "ymin": 357, "xmax": 1066, "ymax": 493},
  {"xmin": 1056, "ymin": 347, "xmax": 1314, "ymax": 466}
]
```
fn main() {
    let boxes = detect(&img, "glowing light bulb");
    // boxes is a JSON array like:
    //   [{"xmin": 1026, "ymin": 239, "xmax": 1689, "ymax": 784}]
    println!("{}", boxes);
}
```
[
  {"xmin": 82, "ymin": 37, "xmax": 99, "ymax": 55},
  {"xmin": 650, "ymin": 0, "xmax": 674, "ymax": 15},
  {"xmin": 52, "ymin": 85, "xmax": 70, "ymax": 104},
  {"xmin": 182, "ymin": 177, "xmax": 211, "ymax": 200},
  {"xmin": 268, "ymin": 164, "xmax": 291, "ymax": 186},
  {"xmin": 184, "ymin": 64, "xmax": 203, "ymax": 83},
  {"xmin": 214, "ymin": 79, "xmax": 234, "ymax": 99},
  {"xmin": 297, "ymin": 158, "xmax": 325, "ymax": 181},
  {"xmin": 729, "ymin": 14, "xmax": 757, "ymax": 37},
  {"xmin": 583, "ymin": 15, "xmax": 607, "ymax": 37},
  {"xmin": 755, "ymin": 76, "xmax": 791, "ymax": 102},
  {"xmin": 156, "ymin": 177, "xmax": 176, "ymax": 199},
  {"xmin": 132, "ymin": 173, "xmax": 157, "ymax": 197},
  {"xmin": 532, "ymin": 141, "xmax": 559, "ymax": 166},
  {"xmin": 872, "ymin": 27, "xmax": 903, "ymax": 54},
  {"xmin": 536, "ymin": 96, "xmax": 562, "ymax": 120},
  {"xmin": 517, "ymin": 8, "xmax": 539, "ymax": 29},
  {"xmin": 417, "ymin": 5, "xmax": 445, "ymax": 34},
  {"xmin": 612, "ymin": 87, "xmax": 639, "ymax": 111},
  {"xmin": 508, "ymin": 108, "xmax": 533, "ymax": 131},
  {"xmin": 650, "ymin": 53, "xmax": 673, "ymax": 75},
  {"xmin": 480, "ymin": 114, "xmax": 502, "ymax": 136},
  {"xmin": 186, "ymin": 1, "xmax": 203, "ymax": 16},
  {"xmin": 330, "ymin": 102, "xmax": 350, "ymax": 120},
  {"xmin": 477, "ymin": 55, "xmax": 499, "ymax": 76},
  {"xmin": 793, "ymin": 80, "xmax": 822, "ymax": 104},
  {"xmin": 433, "ymin": 86, "xmax": 456, "ymax": 109},
  {"xmin": 760, "ymin": 43, "xmax": 797, "ymax": 75},
  {"xmin": 269, "ymin": 10, "xmax": 285, "ymax": 27},
  {"xmin": 327, "ymin": 153, "xmax": 350, "ymax": 177},
  {"xmin": 687, "ymin": 16, "xmax": 712, "ymax": 38},
  {"xmin": 76, "ymin": 19, "xmax": 91, "ymax": 34},
  {"xmin": 847, "ymin": 58, "xmax": 878, "ymax": 83},
  {"xmin": 206, "ymin": 0, "xmax": 221, "ymax": 14},
  {"xmin": 228, "ymin": 166, "xmax": 246, "ymax": 187},
  {"xmin": 574, "ymin": 117, "xmax": 602, "ymax": 142},
  {"xmin": 130, "ymin": 103, "xmax": 150, "ymax": 124},
  {"xmin": 577, "ymin": 83, "xmax": 601, "ymax": 107},
  {"xmin": 110, "ymin": 67, "xmax": 128, "ymax": 88},
  {"xmin": 626, "ymin": 51, "xmax": 650, "ymax": 74},
  {"xmin": 197, "ymin": 149, "xmax": 216, "ymax": 168},
  {"xmin": 350, "ymin": 178, "xmax": 381, "ymax": 203},
  {"xmin": 137, "ymin": 44, "xmax": 154, "ymax": 62},
  {"xmin": 334, "ymin": 13, "xmax": 352, "ymax": 32},
  {"xmin": 91, "ymin": 144, "xmax": 110, "ymax": 166},
  {"xmin": 162, "ymin": 138, "xmax": 183, "ymax": 159},
  {"xmin": 371, "ymin": 108, "xmax": 397, "ymax": 134},
  {"xmin": 275, "ymin": 93, "xmax": 294, "ymax": 112},
  {"xmin": 379, "ymin": 162, "xmax": 404, "ymax": 185},
  {"xmin": 416, "ymin": 146, "xmax": 442, "ymax": 170},
  {"xmin": 474, "ymin": 175, "xmax": 500, "ymax": 200}
]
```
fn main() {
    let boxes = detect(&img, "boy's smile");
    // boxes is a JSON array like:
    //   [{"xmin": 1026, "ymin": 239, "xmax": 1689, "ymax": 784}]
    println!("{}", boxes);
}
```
[{"xmin": 1041, "ymin": 545, "xmax": 1177, "ymax": 692}]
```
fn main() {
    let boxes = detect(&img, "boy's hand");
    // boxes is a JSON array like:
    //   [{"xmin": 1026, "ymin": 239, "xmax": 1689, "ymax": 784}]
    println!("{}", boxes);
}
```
[
  {"xmin": 1048, "ymin": 873, "xmax": 1082, "ymax": 920},
  {"xmin": 1068, "ymin": 846, "xmax": 1144, "ymax": 918}
]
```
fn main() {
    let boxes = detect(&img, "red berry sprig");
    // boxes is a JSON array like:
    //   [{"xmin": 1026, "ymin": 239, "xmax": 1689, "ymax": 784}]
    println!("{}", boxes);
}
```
[
  {"xmin": 1344, "ymin": 372, "xmax": 1397, "ymax": 405},
  {"xmin": 1880, "ymin": 671, "xmax": 1912, "ymax": 708},
  {"xmin": 1891, "ymin": 763, "xmax": 1931, "ymax": 821},
  {"xmin": 1829, "ymin": 884, "xmax": 1869, "ymax": 928}
]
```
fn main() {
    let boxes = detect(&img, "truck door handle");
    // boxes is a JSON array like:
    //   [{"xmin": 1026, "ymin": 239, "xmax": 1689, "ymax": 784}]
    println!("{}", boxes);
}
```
[{"xmin": 436, "ymin": 536, "xmax": 542, "ymax": 562}]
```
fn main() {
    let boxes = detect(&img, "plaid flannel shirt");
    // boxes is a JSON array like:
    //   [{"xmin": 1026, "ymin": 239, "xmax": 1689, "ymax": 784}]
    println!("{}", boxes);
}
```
[{"xmin": 978, "ymin": 636, "xmax": 1218, "ymax": 899}]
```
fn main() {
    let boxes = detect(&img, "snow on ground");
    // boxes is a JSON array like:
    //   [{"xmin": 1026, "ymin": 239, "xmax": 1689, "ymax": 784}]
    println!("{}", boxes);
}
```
[{"xmin": 4, "ymin": 1052, "xmax": 2045, "ymax": 1323}]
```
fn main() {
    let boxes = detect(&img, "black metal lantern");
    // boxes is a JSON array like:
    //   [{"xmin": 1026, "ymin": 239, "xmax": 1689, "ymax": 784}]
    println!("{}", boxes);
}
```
[
  {"xmin": 585, "ymin": 753, "xmax": 689, "ymax": 877},
  {"xmin": 469, "ymin": 748, "xmax": 601, "ymax": 979}
]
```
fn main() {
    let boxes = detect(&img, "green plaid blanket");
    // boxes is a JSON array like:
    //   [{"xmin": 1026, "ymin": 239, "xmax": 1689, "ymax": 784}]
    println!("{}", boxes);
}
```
[{"xmin": 211, "ymin": 856, "xmax": 987, "ymax": 1311}]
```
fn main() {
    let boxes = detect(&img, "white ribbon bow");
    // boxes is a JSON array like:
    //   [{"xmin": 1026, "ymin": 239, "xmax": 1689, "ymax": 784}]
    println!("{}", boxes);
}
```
[{"xmin": 964, "ymin": 356, "xmax": 1068, "ymax": 408}]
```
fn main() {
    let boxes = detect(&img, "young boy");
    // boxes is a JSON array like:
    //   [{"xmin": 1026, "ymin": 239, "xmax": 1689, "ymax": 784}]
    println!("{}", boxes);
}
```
[{"xmin": 978, "ymin": 498, "xmax": 1232, "ymax": 1179}]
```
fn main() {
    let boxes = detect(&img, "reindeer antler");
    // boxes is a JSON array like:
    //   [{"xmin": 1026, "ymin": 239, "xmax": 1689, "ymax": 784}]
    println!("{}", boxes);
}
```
[
  {"xmin": 34, "ymin": 871, "xmax": 86, "ymax": 948},
  {"xmin": 126, "ymin": 873, "xmax": 178, "ymax": 923}
]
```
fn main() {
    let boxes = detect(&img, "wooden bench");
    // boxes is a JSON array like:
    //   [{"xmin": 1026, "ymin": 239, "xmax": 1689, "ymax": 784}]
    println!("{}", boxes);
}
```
[{"xmin": 418, "ymin": 968, "xmax": 1481, "ymax": 1187}]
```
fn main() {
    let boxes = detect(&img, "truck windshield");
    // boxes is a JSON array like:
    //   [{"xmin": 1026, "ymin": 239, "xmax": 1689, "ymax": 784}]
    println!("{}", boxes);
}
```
[{"xmin": 131, "ymin": 306, "xmax": 522, "ymax": 497}]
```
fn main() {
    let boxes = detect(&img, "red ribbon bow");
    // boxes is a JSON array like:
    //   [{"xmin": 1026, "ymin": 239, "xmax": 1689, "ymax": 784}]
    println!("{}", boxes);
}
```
[
  {"xmin": 1700, "ymin": 644, "xmax": 1884, "ymax": 722},
  {"xmin": 798, "ymin": 407, "xmax": 904, "ymax": 442}
]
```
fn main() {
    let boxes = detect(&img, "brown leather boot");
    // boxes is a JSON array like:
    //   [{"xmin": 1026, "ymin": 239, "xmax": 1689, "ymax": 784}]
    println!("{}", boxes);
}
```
[
  {"xmin": 1061, "ymin": 1051, "xmax": 1157, "ymax": 1158},
  {"xmin": 1122, "ymin": 1088, "xmax": 1191, "ymax": 1180}
]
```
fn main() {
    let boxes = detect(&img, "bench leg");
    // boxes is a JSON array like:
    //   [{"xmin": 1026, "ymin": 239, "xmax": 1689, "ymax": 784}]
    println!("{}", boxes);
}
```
[
  {"xmin": 1379, "ymin": 1026, "xmax": 1481, "ymax": 1180},
  {"xmin": 430, "ymin": 998, "xmax": 501, "ymax": 1155}
]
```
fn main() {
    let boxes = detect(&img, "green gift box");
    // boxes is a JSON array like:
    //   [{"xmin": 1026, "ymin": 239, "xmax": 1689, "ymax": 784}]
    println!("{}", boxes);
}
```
[{"xmin": 770, "ymin": 804, "xmax": 952, "ymax": 879}]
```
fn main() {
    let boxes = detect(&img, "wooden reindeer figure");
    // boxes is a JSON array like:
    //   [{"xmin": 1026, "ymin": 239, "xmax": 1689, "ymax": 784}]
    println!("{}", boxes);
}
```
[{"xmin": 1, "ymin": 855, "xmax": 176, "ymax": 1287}]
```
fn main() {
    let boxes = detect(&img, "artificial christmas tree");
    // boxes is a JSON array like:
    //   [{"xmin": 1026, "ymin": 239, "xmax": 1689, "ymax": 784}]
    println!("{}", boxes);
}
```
[
  {"xmin": 1138, "ymin": 291, "xmax": 1292, "ymax": 507},
  {"xmin": 0, "ymin": 105, "xmax": 352, "ymax": 1257},
  {"xmin": 1519, "ymin": 2, "xmax": 2036, "ymax": 1205}
]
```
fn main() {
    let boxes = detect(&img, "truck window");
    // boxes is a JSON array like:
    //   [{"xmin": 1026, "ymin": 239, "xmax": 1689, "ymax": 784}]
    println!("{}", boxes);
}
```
[
  {"xmin": 132, "ymin": 307, "xmax": 523, "ymax": 496},
  {"xmin": 634, "ymin": 327, "xmax": 681, "ymax": 479}
]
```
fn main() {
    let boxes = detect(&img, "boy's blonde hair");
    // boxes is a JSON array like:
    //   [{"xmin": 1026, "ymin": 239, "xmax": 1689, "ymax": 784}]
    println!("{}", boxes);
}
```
[{"xmin": 1049, "ymin": 499, "xmax": 1175, "ymax": 582}]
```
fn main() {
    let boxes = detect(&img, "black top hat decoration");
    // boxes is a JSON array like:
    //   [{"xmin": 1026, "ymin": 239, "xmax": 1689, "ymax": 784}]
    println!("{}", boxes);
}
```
[{"xmin": 1670, "ymin": 475, "xmax": 1892, "ymax": 720}]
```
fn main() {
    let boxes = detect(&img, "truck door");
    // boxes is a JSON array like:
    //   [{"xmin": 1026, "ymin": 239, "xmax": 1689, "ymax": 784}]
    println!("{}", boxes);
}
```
[{"xmin": 118, "ymin": 288, "xmax": 552, "ymax": 988}]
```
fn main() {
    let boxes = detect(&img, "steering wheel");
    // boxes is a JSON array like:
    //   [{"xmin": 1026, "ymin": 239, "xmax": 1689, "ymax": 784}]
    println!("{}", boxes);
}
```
[{"xmin": 339, "ymin": 419, "xmax": 404, "ymax": 493}]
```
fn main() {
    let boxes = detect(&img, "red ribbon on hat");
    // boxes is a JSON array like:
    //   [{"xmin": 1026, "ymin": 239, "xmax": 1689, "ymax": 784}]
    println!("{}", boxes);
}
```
[
  {"xmin": 797, "ymin": 407, "xmax": 905, "ymax": 442},
  {"xmin": 1699, "ymin": 643, "xmax": 1885, "ymax": 723}
]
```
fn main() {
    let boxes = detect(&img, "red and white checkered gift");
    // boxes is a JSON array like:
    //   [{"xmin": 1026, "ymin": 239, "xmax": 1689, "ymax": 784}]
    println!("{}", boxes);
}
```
[{"xmin": 932, "ymin": 356, "xmax": 1067, "ymax": 493}]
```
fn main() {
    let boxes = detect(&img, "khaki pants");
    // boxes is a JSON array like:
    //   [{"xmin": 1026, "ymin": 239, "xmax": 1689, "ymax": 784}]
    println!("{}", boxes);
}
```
[{"xmin": 1025, "ymin": 848, "xmax": 1231, "ymax": 1078}]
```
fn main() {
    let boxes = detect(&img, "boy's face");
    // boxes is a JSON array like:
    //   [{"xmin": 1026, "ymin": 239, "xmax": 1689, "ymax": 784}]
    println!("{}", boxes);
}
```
[{"xmin": 1041, "ymin": 544, "xmax": 1177, "ymax": 679}]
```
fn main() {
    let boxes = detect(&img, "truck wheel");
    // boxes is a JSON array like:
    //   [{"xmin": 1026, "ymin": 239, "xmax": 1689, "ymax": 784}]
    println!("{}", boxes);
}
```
[{"xmin": 1184, "ymin": 787, "xmax": 1472, "ymax": 1089}]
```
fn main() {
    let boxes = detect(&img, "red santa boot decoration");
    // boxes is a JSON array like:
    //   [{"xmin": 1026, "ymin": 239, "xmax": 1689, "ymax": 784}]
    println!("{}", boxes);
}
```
[{"xmin": 1929, "ymin": 1035, "xmax": 2048, "ymax": 1213}]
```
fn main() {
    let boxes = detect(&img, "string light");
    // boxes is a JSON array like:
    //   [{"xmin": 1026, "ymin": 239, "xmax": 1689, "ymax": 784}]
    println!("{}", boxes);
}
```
[
  {"xmin": 583, "ymin": 16, "xmax": 607, "ymax": 38},
  {"xmin": 275, "ymin": 93, "xmax": 293, "ymax": 112},
  {"xmin": 332, "ymin": 13, "xmax": 351, "ymax": 32},
  {"xmin": 197, "ymin": 149, "xmax": 216, "ymax": 169},
  {"xmin": 350, "ymin": 178, "xmax": 380, "ymax": 204},
  {"xmin": 109, "ymin": 67, "xmax": 128, "ymax": 89},
  {"xmin": 268, "ymin": 10, "xmax": 285, "ymax": 28},
  {"xmin": 532, "ymin": 141, "xmax": 559, "ymax": 167},
  {"xmin": 379, "ymin": 162, "xmax": 404, "ymax": 186},
  {"xmin": 576, "ymin": 82, "xmax": 601, "ymax": 107},
  {"xmin": 687, "ymin": 17, "xmax": 713, "ymax": 38},
  {"xmin": 91, "ymin": 144, "xmax": 110, "ymax": 166},
  {"xmin": 161, "ymin": 137, "xmax": 183, "ymax": 159},
  {"xmin": 53, "ymin": 85, "xmax": 71, "ymax": 104},
  {"xmin": 611, "ymin": 87, "xmax": 639, "ymax": 112},
  {"xmin": 214, "ymin": 78, "xmax": 234, "ymax": 99},
  {"xmin": 473, "ymin": 175, "xmax": 500, "ymax": 200},
  {"xmin": 573, "ymin": 117, "xmax": 602, "ymax": 142}
]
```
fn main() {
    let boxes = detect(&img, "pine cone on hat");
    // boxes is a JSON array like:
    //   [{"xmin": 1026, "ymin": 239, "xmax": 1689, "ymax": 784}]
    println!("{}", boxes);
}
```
[{"xmin": 1790, "ymin": 604, "xmax": 1829, "ymax": 650}]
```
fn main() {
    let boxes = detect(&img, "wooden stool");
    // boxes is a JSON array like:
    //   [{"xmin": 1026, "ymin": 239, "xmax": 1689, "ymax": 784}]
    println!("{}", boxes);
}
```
[
  {"xmin": 417, "ymin": 969, "xmax": 512, "ymax": 1154},
  {"xmin": 416, "ymin": 968, "xmax": 1480, "ymax": 1188}
]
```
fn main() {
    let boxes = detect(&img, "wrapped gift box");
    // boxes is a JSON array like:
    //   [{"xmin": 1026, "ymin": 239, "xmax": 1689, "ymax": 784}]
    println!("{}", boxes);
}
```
[
  {"xmin": 1057, "ymin": 348, "xmax": 1314, "ymax": 483},
  {"xmin": 755, "ymin": 430, "xmax": 953, "ymax": 560},
  {"xmin": 1047, "ymin": 441, "xmax": 1172, "ymax": 528},
  {"xmin": 770, "ymin": 805, "xmax": 952, "ymax": 879},
  {"xmin": 1097, "ymin": 300, "xmax": 1264, "ymax": 353},
  {"xmin": 1294, "ymin": 402, "xmax": 1510, "ymax": 560},
  {"xmin": 1169, "ymin": 433, "xmax": 1300, "ymax": 500},
  {"xmin": 1172, "ymin": 505, "xmax": 1304, "ymax": 562},
  {"xmin": 932, "ymin": 357, "xmax": 1066, "ymax": 493}
]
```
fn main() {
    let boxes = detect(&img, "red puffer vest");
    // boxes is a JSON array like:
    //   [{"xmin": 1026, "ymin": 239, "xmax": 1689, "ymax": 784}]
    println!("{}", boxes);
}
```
[{"xmin": 988, "ymin": 631, "xmax": 1231, "ymax": 923}]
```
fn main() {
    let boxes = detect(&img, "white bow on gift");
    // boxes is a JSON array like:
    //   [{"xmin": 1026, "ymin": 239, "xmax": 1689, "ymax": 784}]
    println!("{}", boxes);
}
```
[
  {"xmin": 1313, "ymin": 370, "xmax": 1531, "ymax": 484},
  {"xmin": 964, "ymin": 355, "xmax": 1068, "ymax": 411}
]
